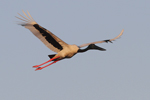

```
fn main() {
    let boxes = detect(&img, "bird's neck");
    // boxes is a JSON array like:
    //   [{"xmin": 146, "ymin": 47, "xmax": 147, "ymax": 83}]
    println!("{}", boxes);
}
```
[{"xmin": 77, "ymin": 47, "xmax": 89, "ymax": 53}]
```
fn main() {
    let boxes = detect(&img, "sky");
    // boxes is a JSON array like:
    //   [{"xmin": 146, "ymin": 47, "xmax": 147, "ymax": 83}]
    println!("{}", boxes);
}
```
[{"xmin": 0, "ymin": 0, "xmax": 150, "ymax": 100}]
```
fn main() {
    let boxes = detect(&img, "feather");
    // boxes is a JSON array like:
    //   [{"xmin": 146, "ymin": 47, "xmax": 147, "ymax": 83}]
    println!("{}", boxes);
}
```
[
  {"xmin": 16, "ymin": 10, "xmax": 68, "ymax": 53},
  {"xmin": 79, "ymin": 29, "xmax": 124, "ymax": 48}
]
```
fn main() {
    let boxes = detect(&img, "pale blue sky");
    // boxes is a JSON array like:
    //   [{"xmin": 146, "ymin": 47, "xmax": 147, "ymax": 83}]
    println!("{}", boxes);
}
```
[{"xmin": 1, "ymin": 0, "xmax": 150, "ymax": 100}]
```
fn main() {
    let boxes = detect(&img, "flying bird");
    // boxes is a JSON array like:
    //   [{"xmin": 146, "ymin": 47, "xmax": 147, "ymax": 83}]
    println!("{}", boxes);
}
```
[{"xmin": 16, "ymin": 10, "xmax": 124, "ymax": 71}]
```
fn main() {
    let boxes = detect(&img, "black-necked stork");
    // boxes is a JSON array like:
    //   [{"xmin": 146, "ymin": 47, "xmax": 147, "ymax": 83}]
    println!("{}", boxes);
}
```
[{"xmin": 16, "ymin": 10, "xmax": 124, "ymax": 71}]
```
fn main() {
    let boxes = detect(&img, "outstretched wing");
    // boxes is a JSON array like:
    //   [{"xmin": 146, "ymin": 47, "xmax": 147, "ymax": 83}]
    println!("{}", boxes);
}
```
[
  {"xmin": 16, "ymin": 10, "xmax": 68, "ymax": 53},
  {"xmin": 78, "ymin": 29, "xmax": 124, "ymax": 48}
]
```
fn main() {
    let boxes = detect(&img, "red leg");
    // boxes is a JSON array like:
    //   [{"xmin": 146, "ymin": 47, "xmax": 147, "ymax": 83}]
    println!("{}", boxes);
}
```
[
  {"xmin": 35, "ymin": 60, "xmax": 59, "ymax": 71},
  {"xmin": 33, "ymin": 56, "xmax": 60, "ymax": 68}
]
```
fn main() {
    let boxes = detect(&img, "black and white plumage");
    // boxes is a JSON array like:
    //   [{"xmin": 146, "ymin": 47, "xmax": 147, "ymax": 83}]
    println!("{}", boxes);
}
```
[{"xmin": 16, "ymin": 10, "xmax": 124, "ymax": 71}]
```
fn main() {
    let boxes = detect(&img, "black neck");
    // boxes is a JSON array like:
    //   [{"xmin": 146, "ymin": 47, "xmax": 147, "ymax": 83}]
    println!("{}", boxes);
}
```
[{"xmin": 77, "ymin": 47, "xmax": 89, "ymax": 53}]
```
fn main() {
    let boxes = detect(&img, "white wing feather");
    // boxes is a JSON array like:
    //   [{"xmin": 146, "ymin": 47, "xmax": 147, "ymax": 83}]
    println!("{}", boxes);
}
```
[
  {"xmin": 16, "ymin": 10, "xmax": 68, "ymax": 53},
  {"xmin": 79, "ymin": 29, "xmax": 124, "ymax": 48}
]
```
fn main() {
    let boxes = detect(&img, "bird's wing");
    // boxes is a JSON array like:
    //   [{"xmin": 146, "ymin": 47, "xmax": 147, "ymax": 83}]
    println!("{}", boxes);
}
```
[
  {"xmin": 16, "ymin": 10, "xmax": 68, "ymax": 53},
  {"xmin": 79, "ymin": 29, "xmax": 124, "ymax": 48}
]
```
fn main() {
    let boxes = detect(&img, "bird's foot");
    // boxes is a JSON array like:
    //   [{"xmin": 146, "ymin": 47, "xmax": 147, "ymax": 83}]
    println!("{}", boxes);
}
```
[{"xmin": 33, "ymin": 65, "xmax": 40, "ymax": 68}]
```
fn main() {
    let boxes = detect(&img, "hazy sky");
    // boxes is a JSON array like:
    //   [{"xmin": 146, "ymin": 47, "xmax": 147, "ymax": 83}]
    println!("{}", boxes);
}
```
[{"xmin": 1, "ymin": 0, "xmax": 150, "ymax": 100}]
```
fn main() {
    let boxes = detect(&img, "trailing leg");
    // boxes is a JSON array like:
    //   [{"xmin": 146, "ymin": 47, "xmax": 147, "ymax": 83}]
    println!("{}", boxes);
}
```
[{"xmin": 33, "ymin": 56, "xmax": 60, "ymax": 68}]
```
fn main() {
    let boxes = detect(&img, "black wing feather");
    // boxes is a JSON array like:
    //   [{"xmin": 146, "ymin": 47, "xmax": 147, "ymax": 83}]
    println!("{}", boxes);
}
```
[{"xmin": 33, "ymin": 24, "xmax": 63, "ymax": 50}]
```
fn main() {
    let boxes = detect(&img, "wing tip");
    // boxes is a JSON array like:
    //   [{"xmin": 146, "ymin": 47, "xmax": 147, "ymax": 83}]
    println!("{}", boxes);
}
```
[
  {"xmin": 16, "ymin": 10, "xmax": 36, "ymax": 26},
  {"xmin": 121, "ymin": 29, "xmax": 124, "ymax": 35},
  {"xmin": 109, "ymin": 29, "xmax": 124, "ymax": 41},
  {"xmin": 119, "ymin": 29, "xmax": 124, "ymax": 37}
]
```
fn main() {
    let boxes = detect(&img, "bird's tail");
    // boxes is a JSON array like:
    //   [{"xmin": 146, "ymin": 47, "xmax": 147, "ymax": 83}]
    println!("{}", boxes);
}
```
[{"xmin": 48, "ymin": 54, "xmax": 56, "ymax": 59}]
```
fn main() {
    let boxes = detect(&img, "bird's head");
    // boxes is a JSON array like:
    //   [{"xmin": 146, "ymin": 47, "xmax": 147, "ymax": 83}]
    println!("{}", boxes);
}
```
[{"xmin": 87, "ymin": 44, "xmax": 106, "ymax": 51}]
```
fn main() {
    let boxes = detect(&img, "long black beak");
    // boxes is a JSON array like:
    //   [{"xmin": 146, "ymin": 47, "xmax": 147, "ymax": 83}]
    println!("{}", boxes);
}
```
[{"xmin": 88, "ymin": 44, "xmax": 106, "ymax": 51}]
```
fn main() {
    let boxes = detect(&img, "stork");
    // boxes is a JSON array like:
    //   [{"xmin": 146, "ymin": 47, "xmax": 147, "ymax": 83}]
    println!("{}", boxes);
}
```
[{"xmin": 16, "ymin": 10, "xmax": 124, "ymax": 71}]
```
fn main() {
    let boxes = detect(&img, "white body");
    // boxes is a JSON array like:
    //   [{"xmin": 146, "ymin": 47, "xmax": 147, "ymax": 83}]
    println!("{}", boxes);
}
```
[
  {"xmin": 55, "ymin": 44, "xmax": 79, "ymax": 59},
  {"xmin": 16, "ymin": 10, "xmax": 123, "ymax": 71}
]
